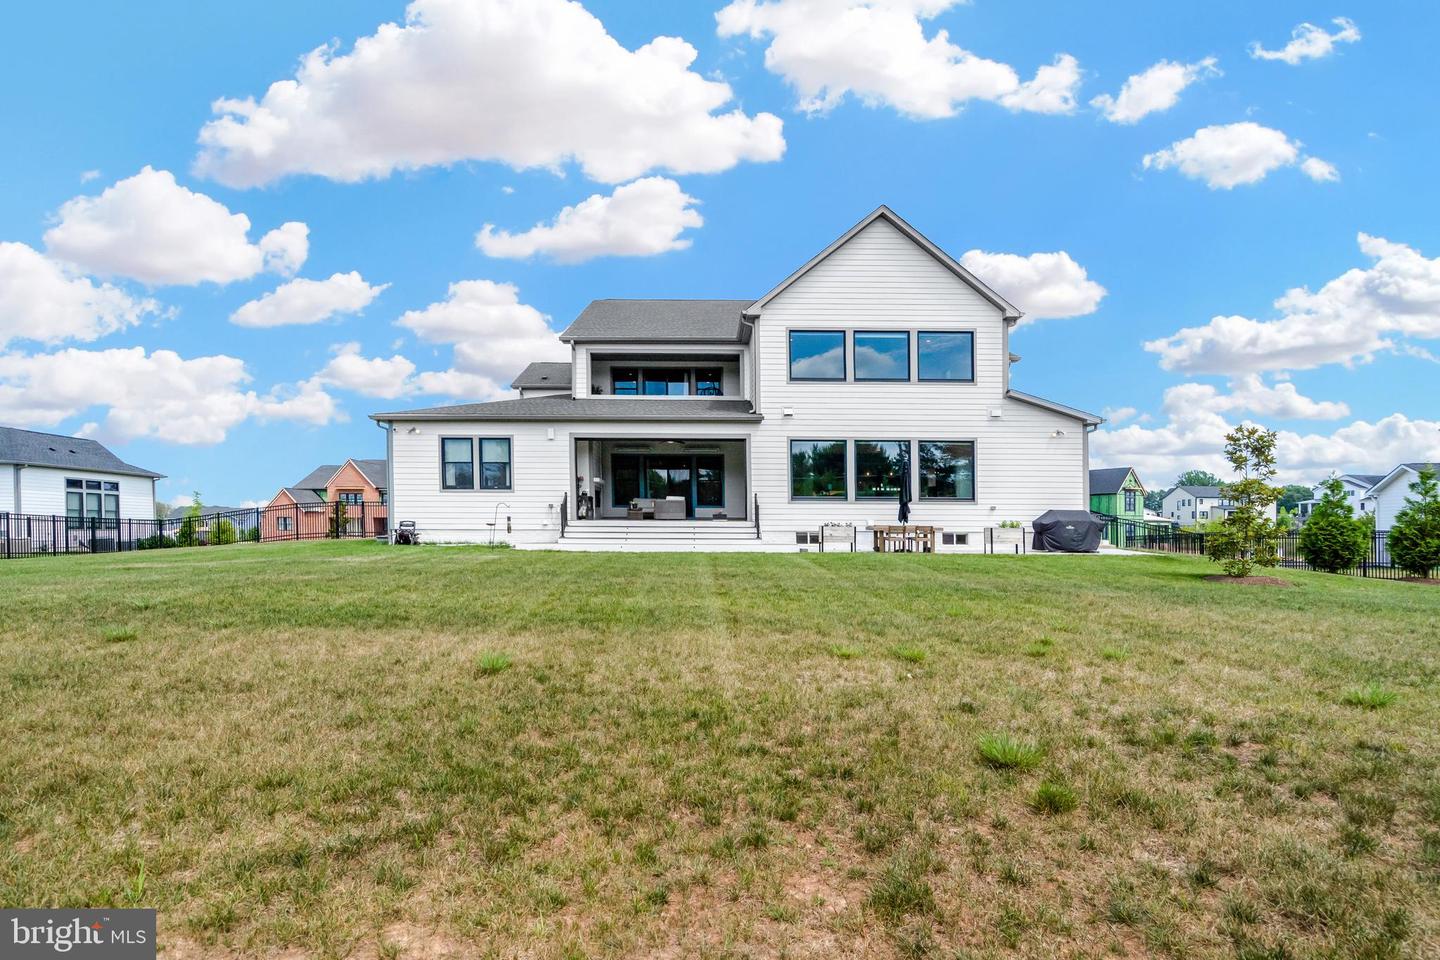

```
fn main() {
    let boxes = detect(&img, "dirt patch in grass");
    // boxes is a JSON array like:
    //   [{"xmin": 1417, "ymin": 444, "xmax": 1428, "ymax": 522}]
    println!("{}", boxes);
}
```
[
  {"xmin": 1203, "ymin": 575, "xmax": 1293, "ymax": 587},
  {"xmin": 1401, "ymin": 577, "xmax": 1440, "ymax": 586}
]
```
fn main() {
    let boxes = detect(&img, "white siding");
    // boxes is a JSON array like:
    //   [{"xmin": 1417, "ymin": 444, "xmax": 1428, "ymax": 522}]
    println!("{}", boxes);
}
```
[
  {"xmin": 0, "ymin": 464, "xmax": 14, "ymax": 512},
  {"xmin": 748, "ymin": 216, "xmax": 1084, "ymax": 540},
  {"xmin": 388, "ymin": 419, "xmax": 756, "ymax": 544},
  {"xmin": 17, "ymin": 466, "xmax": 155, "ymax": 519},
  {"xmin": 1371, "ymin": 471, "xmax": 1416, "ymax": 531}
]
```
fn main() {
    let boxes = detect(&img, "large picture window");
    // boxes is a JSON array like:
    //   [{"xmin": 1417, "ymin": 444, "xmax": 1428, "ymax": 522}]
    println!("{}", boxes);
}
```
[
  {"xmin": 918, "ymin": 441, "xmax": 975, "ymax": 500},
  {"xmin": 856, "ymin": 441, "xmax": 908, "ymax": 498},
  {"xmin": 480, "ymin": 438, "xmax": 512, "ymax": 490},
  {"xmin": 853, "ymin": 332, "xmax": 910, "ymax": 381},
  {"xmin": 788, "ymin": 331, "xmax": 845, "ymax": 381},
  {"xmin": 642, "ymin": 369, "xmax": 688, "ymax": 396},
  {"xmin": 917, "ymin": 331, "xmax": 975, "ymax": 382},
  {"xmin": 790, "ymin": 440, "xmax": 847, "ymax": 498},
  {"xmin": 441, "ymin": 438, "xmax": 474, "ymax": 490}
]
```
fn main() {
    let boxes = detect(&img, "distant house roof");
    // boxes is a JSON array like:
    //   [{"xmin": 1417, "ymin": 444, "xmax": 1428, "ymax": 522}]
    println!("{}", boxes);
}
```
[
  {"xmin": 1174, "ymin": 485, "xmax": 1223, "ymax": 498},
  {"xmin": 279, "ymin": 486, "xmax": 327, "ymax": 511},
  {"xmin": 293, "ymin": 464, "xmax": 341, "ymax": 490},
  {"xmin": 352, "ymin": 458, "xmax": 387, "ymax": 488},
  {"xmin": 1367, "ymin": 462, "xmax": 1440, "ymax": 496},
  {"xmin": 511, "ymin": 361, "xmax": 573, "ymax": 390},
  {"xmin": 166, "ymin": 504, "xmax": 244, "ymax": 520},
  {"xmin": 1089, "ymin": 467, "xmax": 1142, "ymax": 495},
  {"xmin": 1344, "ymin": 474, "xmax": 1386, "ymax": 488},
  {"xmin": 372, "ymin": 396, "xmax": 761, "ymax": 422},
  {"xmin": 560, "ymin": 300, "xmax": 753, "ymax": 343},
  {"xmin": 0, "ymin": 425, "xmax": 164, "ymax": 479}
]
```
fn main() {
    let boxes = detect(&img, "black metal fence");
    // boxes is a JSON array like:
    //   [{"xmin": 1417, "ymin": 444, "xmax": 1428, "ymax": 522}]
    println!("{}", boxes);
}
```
[
  {"xmin": 0, "ymin": 500, "xmax": 387, "ymax": 560},
  {"xmin": 1094, "ymin": 513, "xmax": 1421, "ymax": 580}
]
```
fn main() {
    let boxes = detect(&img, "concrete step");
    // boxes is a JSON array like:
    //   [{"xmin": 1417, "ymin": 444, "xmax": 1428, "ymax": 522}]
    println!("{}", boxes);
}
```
[{"xmin": 548, "ymin": 538, "xmax": 781, "ymax": 552}]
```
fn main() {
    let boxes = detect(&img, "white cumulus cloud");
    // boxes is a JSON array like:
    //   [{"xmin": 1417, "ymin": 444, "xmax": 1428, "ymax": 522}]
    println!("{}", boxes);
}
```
[
  {"xmin": 958, "ymin": 249, "xmax": 1105, "ymax": 322},
  {"xmin": 1090, "ymin": 57, "xmax": 1219, "ymax": 124},
  {"xmin": 0, "ymin": 242, "xmax": 160, "ymax": 348},
  {"xmin": 0, "ymin": 347, "xmax": 339, "ymax": 445},
  {"xmin": 716, "ymin": 0, "xmax": 1079, "ymax": 119},
  {"xmin": 229, "ymin": 272, "xmax": 388, "ymax": 328},
  {"xmin": 194, "ymin": 0, "xmax": 784, "ymax": 188},
  {"xmin": 397, "ymin": 279, "xmax": 567, "ymax": 400},
  {"xmin": 313, "ymin": 342, "xmax": 417, "ymax": 399},
  {"xmin": 1145, "ymin": 233, "xmax": 1440, "ymax": 375},
  {"xmin": 1250, "ymin": 17, "xmax": 1361, "ymax": 65},
  {"xmin": 1300, "ymin": 156, "xmax": 1340, "ymax": 183},
  {"xmin": 43, "ymin": 167, "xmax": 307, "ymax": 286},
  {"xmin": 1142, "ymin": 122, "xmax": 1334, "ymax": 189},
  {"xmin": 477, "ymin": 178, "xmax": 703, "ymax": 264}
]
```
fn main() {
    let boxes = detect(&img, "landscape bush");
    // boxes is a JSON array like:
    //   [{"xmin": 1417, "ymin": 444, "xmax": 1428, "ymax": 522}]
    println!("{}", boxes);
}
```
[
  {"xmin": 1206, "ymin": 426, "xmax": 1283, "ymax": 578},
  {"xmin": 211, "ymin": 519, "xmax": 237, "ymax": 546}
]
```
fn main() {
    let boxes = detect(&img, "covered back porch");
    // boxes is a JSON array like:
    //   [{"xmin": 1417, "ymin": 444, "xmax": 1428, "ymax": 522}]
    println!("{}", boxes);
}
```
[{"xmin": 572, "ymin": 437, "xmax": 749, "ymax": 521}]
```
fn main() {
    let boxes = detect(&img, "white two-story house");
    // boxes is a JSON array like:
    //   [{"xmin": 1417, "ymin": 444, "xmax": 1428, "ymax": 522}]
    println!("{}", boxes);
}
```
[{"xmin": 372, "ymin": 207, "xmax": 1103, "ymax": 550}]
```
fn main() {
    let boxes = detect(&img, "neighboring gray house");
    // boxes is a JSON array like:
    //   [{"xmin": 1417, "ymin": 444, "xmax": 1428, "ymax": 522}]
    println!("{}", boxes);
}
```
[
  {"xmin": 372, "ymin": 206, "xmax": 1103, "ymax": 551},
  {"xmin": 0, "ymin": 425, "xmax": 163, "ymax": 520}
]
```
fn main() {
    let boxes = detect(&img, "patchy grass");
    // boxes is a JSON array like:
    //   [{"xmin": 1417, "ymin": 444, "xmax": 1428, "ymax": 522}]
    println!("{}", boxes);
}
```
[{"xmin": 2, "ymin": 541, "xmax": 1439, "ymax": 958}]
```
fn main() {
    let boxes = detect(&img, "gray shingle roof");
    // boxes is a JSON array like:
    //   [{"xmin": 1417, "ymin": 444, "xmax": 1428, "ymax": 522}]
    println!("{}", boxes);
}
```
[
  {"xmin": 293, "ymin": 464, "xmax": 341, "ymax": 490},
  {"xmin": 560, "ymin": 300, "xmax": 753, "ymax": 343},
  {"xmin": 1089, "ymin": 467, "xmax": 1140, "ymax": 495},
  {"xmin": 1175, "ymin": 485, "xmax": 1223, "ymax": 498},
  {"xmin": 0, "ymin": 425, "xmax": 164, "ymax": 478},
  {"xmin": 166, "ymin": 504, "xmax": 248, "ymax": 520},
  {"xmin": 280, "ymin": 486, "xmax": 326, "ymax": 510},
  {"xmin": 1344, "ymin": 474, "xmax": 1386, "ymax": 487},
  {"xmin": 1005, "ymin": 390, "xmax": 1104, "ymax": 426},
  {"xmin": 353, "ymin": 458, "xmax": 387, "ymax": 488},
  {"xmin": 511, "ymin": 361, "xmax": 573, "ymax": 390},
  {"xmin": 372, "ymin": 396, "xmax": 761, "ymax": 422}
]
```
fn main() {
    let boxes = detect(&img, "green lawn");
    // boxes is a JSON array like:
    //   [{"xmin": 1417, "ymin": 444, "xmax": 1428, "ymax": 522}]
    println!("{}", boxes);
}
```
[{"xmin": 3, "ymin": 542, "xmax": 1439, "ymax": 959}]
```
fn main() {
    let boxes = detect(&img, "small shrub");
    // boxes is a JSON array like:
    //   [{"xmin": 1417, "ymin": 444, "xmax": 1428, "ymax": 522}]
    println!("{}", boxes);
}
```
[
  {"xmin": 476, "ymin": 652, "xmax": 513, "ymax": 676},
  {"xmin": 101, "ymin": 626, "xmax": 138, "ymax": 643},
  {"xmin": 1341, "ymin": 683, "xmax": 1397, "ymax": 710},
  {"xmin": 1030, "ymin": 780, "xmax": 1078, "ymax": 815},
  {"xmin": 211, "ymin": 518, "xmax": 238, "ymax": 546},
  {"xmin": 1299, "ymin": 476, "xmax": 1369, "ymax": 573},
  {"xmin": 1387, "ymin": 466, "xmax": 1440, "ymax": 577},
  {"xmin": 977, "ymin": 733, "xmax": 1043, "ymax": 771},
  {"xmin": 891, "ymin": 645, "xmax": 926, "ymax": 664}
]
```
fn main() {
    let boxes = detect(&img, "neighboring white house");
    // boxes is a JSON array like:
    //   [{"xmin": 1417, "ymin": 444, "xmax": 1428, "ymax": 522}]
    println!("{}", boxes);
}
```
[
  {"xmin": 1295, "ymin": 473, "xmax": 1383, "ymax": 522},
  {"xmin": 371, "ymin": 206, "xmax": 1103, "ymax": 551},
  {"xmin": 1363, "ymin": 462, "xmax": 1440, "ymax": 530},
  {"xmin": 1161, "ymin": 484, "xmax": 1278, "ymax": 527},
  {"xmin": 0, "ymin": 425, "xmax": 163, "ymax": 520}
]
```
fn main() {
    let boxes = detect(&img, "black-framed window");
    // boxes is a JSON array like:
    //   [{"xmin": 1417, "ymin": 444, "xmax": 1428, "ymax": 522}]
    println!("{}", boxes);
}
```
[
  {"xmin": 642, "ymin": 369, "xmax": 688, "ymax": 396},
  {"xmin": 790, "ymin": 440, "xmax": 847, "ymax": 498},
  {"xmin": 918, "ymin": 441, "xmax": 975, "ymax": 500},
  {"xmin": 856, "ymin": 441, "xmax": 908, "ymax": 498},
  {"xmin": 338, "ymin": 491, "xmax": 364, "ymax": 506},
  {"xmin": 612, "ymin": 367, "xmax": 640, "ymax": 395},
  {"xmin": 694, "ymin": 368, "xmax": 723, "ymax": 397},
  {"xmin": 480, "ymin": 438, "xmax": 512, "ymax": 490},
  {"xmin": 789, "ymin": 331, "xmax": 845, "ymax": 381},
  {"xmin": 441, "ymin": 437, "xmax": 474, "ymax": 490},
  {"xmin": 917, "ymin": 331, "xmax": 974, "ymax": 382},
  {"xmin": 1124, "ymin": 490, "xmax": 1138, "ymax": 512},
  {"xmin": 853, "ymin": 332, "xmax": 910, "ymax": 381}
]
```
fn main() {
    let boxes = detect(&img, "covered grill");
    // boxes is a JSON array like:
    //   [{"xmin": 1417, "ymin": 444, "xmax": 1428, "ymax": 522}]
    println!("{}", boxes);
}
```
[{"xmin": 1031, "ymin": 510, "xmax": 1104, "ymax": 553}]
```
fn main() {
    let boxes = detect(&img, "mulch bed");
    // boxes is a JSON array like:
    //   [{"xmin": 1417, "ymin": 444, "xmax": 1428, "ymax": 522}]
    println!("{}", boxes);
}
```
[
  {"xmin": 1204, "ymin": 575, "xmax": 1293, "ymax": 587},
  {"xmin": 1401, "ymin": 577, "xmax": 1440, "ymax": 586}
]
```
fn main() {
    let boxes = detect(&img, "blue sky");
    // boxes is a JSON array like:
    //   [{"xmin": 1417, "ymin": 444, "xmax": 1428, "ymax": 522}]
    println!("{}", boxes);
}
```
[{"xmin": 2, "ymin": 0, "xmax": 1438, "ymax": 505}]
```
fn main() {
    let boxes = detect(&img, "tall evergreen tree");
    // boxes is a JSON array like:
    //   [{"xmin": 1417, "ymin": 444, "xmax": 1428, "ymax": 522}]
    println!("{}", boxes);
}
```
[
  {"xmin": 1299, "ymin": 476, "xmax": 1369, "ymax": 573},
  {"xmin": 1388, "ymin": 467, "xmax": 1440, "ymax": 578}
]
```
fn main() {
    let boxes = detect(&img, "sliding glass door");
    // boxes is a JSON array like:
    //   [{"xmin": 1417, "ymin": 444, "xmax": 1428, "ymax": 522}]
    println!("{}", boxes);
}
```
[{"xmin": 609, "ymin": 452, "xmax": 727, "ymax": 516}]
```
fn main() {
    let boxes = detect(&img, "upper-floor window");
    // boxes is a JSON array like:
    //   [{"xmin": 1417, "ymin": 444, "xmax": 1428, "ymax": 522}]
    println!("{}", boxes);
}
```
[
  {"xmin": 853, "ymin": 332, "xmax": 910, "ymax": 381},
  {"xmin": 917, "ymin": 331, "xmax": 975, "ymax": 382},
  {"xmin": 788, "ymin": 331, "xmax": 846, "ymax": 381},
  {"xmin": 1124, "ymin": 490, "xmax": 1138, "ymax": 512},
  {"xmin": 611, "ymin": 366, "xmax": 723, "ymax": 397},
  {"xmin": 338, "ymin": 490, "xmax": 364, "ymax": 506}
]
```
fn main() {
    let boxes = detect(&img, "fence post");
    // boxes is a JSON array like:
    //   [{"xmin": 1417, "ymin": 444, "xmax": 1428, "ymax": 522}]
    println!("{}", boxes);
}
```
[
  {"xmin": 3, "ymin": 512, "xmax": 9, "ymax": 561},
  {"xmin": 361, "ymin": 500, "xmax": 367, "ymax": 539},
  {"xmin": 293, "ymin": 504, "xmax": 299, "ymax": 540}
]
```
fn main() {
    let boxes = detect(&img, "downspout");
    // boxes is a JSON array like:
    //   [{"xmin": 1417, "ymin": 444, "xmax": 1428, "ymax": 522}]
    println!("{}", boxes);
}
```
[
  {"xmin": 376, "ymin": 419, "xmax": 395, "ymax": 543},
  {"xmin": 1082, "ymin": 424, "xmax": 1098, "ymax": 502},
  {"xmin": 13, "ymin": 463, "xmax": 23, "ymax": 514}
]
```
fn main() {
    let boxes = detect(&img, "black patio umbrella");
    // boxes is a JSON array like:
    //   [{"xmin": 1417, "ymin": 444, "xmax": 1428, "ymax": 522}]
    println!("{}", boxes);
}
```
[{"xmin": 898, "ymin": 454, "xmax": 911, "ymax": 524}]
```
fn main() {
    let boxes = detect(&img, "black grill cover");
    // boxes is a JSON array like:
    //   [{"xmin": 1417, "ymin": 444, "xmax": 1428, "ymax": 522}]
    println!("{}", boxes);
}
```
[{"xmin": 1031, "ymin": 510, "xmax": 1104, "ymax": 552}]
